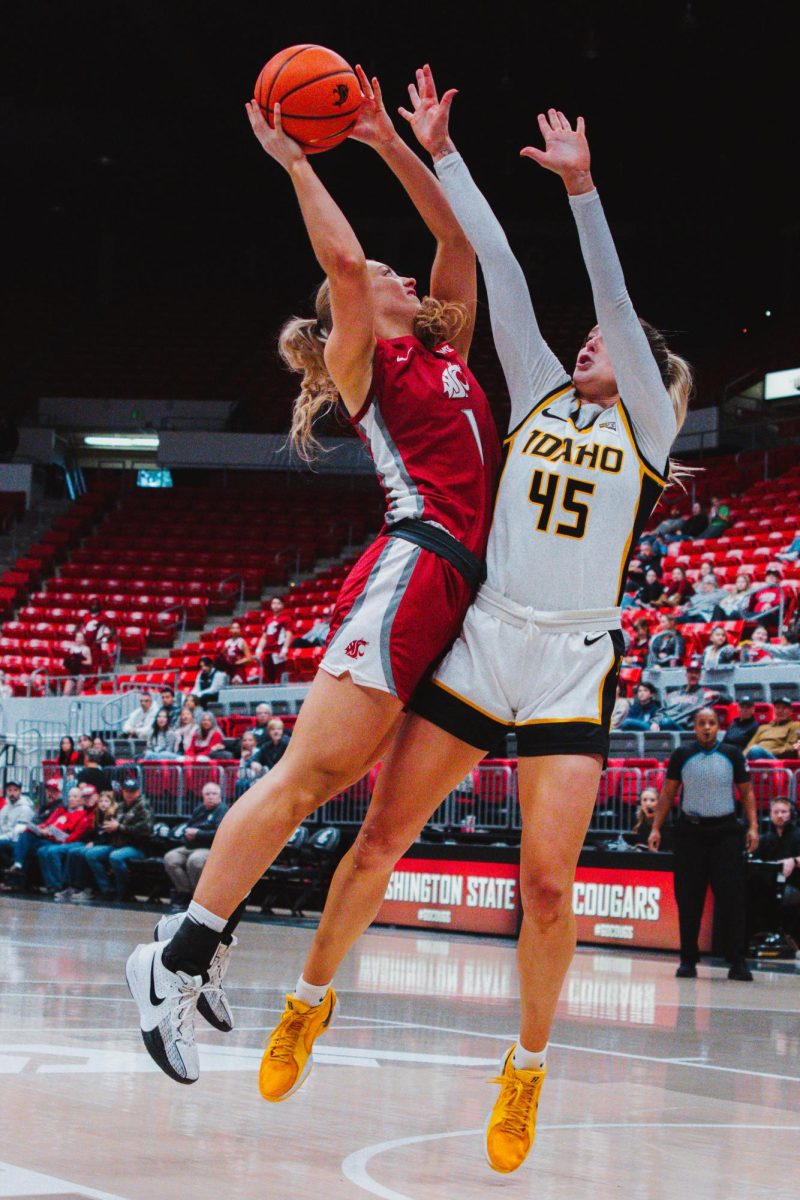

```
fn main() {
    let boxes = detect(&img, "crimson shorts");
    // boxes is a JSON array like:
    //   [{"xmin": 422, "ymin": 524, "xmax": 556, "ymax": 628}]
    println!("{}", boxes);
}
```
[{"xmin": 320, "ymin": 534, "xmax": 473, "ymax": 706}]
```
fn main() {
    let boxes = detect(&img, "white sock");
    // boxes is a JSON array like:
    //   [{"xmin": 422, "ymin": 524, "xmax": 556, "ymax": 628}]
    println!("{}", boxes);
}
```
[
  {"xmin": 186, "ymin": 900, "xmax": 227, "ymax": 933},
  {"xmin": 293, "ymin": 974, "xmax": 331, "ymax": 1008},
  {"xmin": 513, "ymin": 1041, "xmax": 548, "ymax": 1071}
]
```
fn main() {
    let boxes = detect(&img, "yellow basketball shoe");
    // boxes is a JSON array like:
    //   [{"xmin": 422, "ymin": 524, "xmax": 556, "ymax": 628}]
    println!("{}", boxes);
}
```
[
  {"xmin": 258, "ymin": 989, "xmax": 337, "ymax": 1102},
  {"xmin": 485, "ymin": 1046, "xmax": 547, "ymax": 1173}
]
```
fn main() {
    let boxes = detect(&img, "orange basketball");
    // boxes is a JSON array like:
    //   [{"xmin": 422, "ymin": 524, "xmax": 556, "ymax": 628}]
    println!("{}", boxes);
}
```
[{"xmin": 254, "ymin": 44, "xmax": 361, "ymax": 155}]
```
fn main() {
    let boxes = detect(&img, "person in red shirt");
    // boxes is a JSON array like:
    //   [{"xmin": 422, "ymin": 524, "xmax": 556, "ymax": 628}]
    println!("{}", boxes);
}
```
[
  {"xmin": 185, "ymin": 711, "xmax": 225, "ymax": 761},
  {"xmin": 215, "ymin": 620, "xmax": 254, "ymax": 685},
  {"xmin": 37, "ymin": 783, "xmax": 99, "ymax": 893},
  {"xmin": 744, "ymin": 568, "xmax": 786, "ymax": 631},
  {"xmin": 255, "ymin": 597, "xmax": 292, "ymax": 684},
  {"xmin": 126, "ymin": 65, "xmax": 500, "ymax": 1084},
  {"xmin": 3, "ymin": 783, "xmax": 86, "ymax": 888}
]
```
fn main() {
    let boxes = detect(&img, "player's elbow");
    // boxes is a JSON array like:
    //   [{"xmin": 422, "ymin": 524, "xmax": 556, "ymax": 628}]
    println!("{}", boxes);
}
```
[{"xmin": 328, "ymin": 249, "xmax": 367, "ymax": 280}]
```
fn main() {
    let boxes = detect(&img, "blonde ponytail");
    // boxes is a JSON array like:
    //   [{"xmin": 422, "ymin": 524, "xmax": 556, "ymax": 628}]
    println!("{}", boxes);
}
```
[
  {"xmin": 639, "ymin": 321, "xmax": 696, "ymax": 488},
  {"xmin": 280, "ymin": 277, "xmax": 470, "ymax": 462}
]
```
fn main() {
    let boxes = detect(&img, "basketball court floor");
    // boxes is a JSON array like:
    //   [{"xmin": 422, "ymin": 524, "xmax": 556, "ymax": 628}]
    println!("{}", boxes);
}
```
[{"xmin": 1, "ymin": 896, "xmax": 798, "ymax": 1199}]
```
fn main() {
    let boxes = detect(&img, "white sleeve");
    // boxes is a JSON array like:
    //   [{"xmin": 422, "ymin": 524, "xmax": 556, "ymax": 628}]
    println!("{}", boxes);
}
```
[
  {"xmin": 568, "ymin": 189, "xmax": 677, "ymax": 472},
  {"xmin": 435, "ymin": 152, "xmax": 569, "ymax": 430}
]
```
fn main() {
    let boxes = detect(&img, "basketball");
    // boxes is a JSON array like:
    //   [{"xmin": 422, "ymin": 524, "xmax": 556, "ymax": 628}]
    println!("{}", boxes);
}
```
[{"xmin": 254, "ymin": 44, "xmax": 361, "ymax": 154}]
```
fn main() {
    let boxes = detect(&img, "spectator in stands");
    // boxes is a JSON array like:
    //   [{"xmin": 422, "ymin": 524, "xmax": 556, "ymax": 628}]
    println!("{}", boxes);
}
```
[
  {"xmin": 2, "ymin": 783, "xmax": 83, "ymax": 889},
  {"xmin": 622, "ymin": 618, "xmax": 652, "ymax": 668},
  {"xmin": 163, "ymin": 782, "xmax": 228, "ymax": 911},
  {"xmin": 722, "ymin": 696, "xmax": 759, "ymax": 751},
  {"xmin": 61, "ymin": 630, "xmax": 93, "ymax": 695},
  {"xmin": 739, "ymin": 624, "xmax": 773, "ymax": 663},
  {"xmin": 756, "ymin": 797, "xmax": 800, "ymax": 937},
  {"xmin": 679, "ymin": 501, "xmax": 708, "ymax": 539},
  {"xmin": 620, "ymin": 683, "xmax": 663, "ymax": 731},
  {"xmin": 257, "ymin": 716, "xmax": 291, "ymax": 770},
  {"xmin": 658, "ymin": 661, "xmax": 719, "ymax": 730},
  {"xmin": 185, "ymin": 710, "xmax": 225, "ymax": 761},
  {"xmin": 65, "ymin": 791, "xmax": 118, "ymax": 902},
  {"xmin": 79, "ymin": 600, "xmax": 116, "ymax": 672},
  {"xmin": 633, "ymin": 567, "xmax": 664, "ymax": 607},
  {"xmin": 159, "ymin": 686, "xmax": 181, "ymax": 728},
  {"xmin": 651, "ymin": 504, "xmax": 684, "ymax": 545},
  {"xmin": 122, "ymin": 692, "xmax": 156, "ymax": 740},
  {"xmin": 235, "ymin": 729, "xmax": 266, "ymax": 797},
  {"xmin": 82, "ymin": 775, "xmax": 153, "ymax": 901},
  {"xmin": 776, "ymin": 532, "xmax": 800, "ymax": 564},
  {"xmin": 57, "ymin": 735, "xmax": 80, "ymax": 768},
  {"xmin": 216, "ymin": 621, "xmax": 254, "ymax": 686},
  {"xmin": 0, "ymin": 780, "xmax": 35, "ymax": 871},
  {"xmin": 629, "ymin": 787, "xmax": 659, "ymax": 846},
  {"xmin": 702, "ymin": 626, "xmax": 736, "ymax": 671},
  {"xmin": 173, "ymin": 705, "xmax": 199, "ymax": 756},
  {"xmin": 0, "ymin": 670, "xmax": 12, "ymax": 698},
  {"xmin": 637, "ymin": 542, "xmax": 662, "ymax": 575},
  {"xmin": 610, "ymin": 684, "xmax": 629, "ymax": 729},
  {"xmin": 191, "ymin": 656, "xmax": 227, "ymax": 708},
  {"xmin": 697, "ymin": 500, "xmax": 731, "ymax": 540},
  {"xmin": 662, "ymin": 565, "xmax": 694, "ymax": 609},
  {"xmin": 717, "ymin": 572, "xmax": 754, "ymax": 619},
  {"xmin": 743, "ymin": 569, "xmax": 785, "ymax": 631},
  {"xmin": 693, "ymin": 561, "xmax": 714, "ymax": 591},
  {"xmin": 292, "ymin": 617, "xmax": 331, "ymax": 648},
  {"xmin": 142, "ymin": 709, "xmax": 181, "ymax": 759},
  {"xmin": 251, "ymin": 702, "xmax": 273, "ymax": 746},
  {"xmin": 622, "ymin": 557, "xmax": 645, "ymax": 598},
  {"xmin": 676, "ymin": 577, "xmax": 727, "ymax": 625},
  {"xmin": 745, "ymin": 698, "xmax": 800, "ymax": 761},
  {"xmin": 255, "ymin": 598, "xmax": 293, "ymax": 684},
  {"xmin": 37, "ymin": 783, "xmax": 99, "ymax": 895},
  {"xmin": 648, "ymin": 612, "xmax": 686, "ymax": 668}
]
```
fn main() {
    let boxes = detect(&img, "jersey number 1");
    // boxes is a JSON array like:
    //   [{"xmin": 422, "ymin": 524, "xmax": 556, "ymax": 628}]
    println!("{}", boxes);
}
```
[{"xmin": 528, "ymin": 469, "xmax": 595, "ymax": 539}]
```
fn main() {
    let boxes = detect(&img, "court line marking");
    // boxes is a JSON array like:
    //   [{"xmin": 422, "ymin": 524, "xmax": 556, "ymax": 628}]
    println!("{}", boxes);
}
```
[
  {"xmin": 0, "ymin": 1157, "xmax": 129, "ymax": 1198},
  {"xmin": 342, "ymin": 1123, "xmax": 800, "ymax": 1200}
]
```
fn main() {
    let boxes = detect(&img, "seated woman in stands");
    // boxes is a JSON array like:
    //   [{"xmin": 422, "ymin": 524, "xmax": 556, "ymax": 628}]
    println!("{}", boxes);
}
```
[
  {"xmin": 57, "ymin": 736, "xmax": 80, "ymax": 768},
  {"xmin": 61, "ymin": 630, "xmax": 93, "ymax": 695},
  {"xmin": 185, "ymin": 710, "xmax": 225, "ymax": 761},
  {"xmin": 621, "ymin": 618, "xmax": 652, "ymax": 668},
  {"xmin": 142, "ymin": 709, "xmax": 181, "ymax": 759},
  {"xmin": 702, "ymin": 625, "xmax": 735, "ymax": 670},
  {"xmin": 663, "ymin": 565, "xmax": 694, "ymax": 608},
  {"xmin": 743, "ymin": 568, "xmax": 786, "ymax": 631},
  {"xmin": 716, "ymin": 572, "xmax": 753, "ymax": 619},
  {"xmin": 173, "ymin": 705, "xmax": 199, "ymax": 756},
  {"xmin": 235, "ymin": 729, "xmax": 266, "ymax": 797},
  {"xmin": 739, "ymin": 624, "xmax": 774, "ymax": 663},
  {"xmin": 215, "ymin": 621, "xmax": 253, "ymax": 686}
]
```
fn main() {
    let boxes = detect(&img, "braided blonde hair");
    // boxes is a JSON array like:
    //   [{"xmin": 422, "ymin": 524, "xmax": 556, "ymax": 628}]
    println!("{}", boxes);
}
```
[{"xmin": 279, "ymin": 278, "xmax": 469, "ymax": 462}]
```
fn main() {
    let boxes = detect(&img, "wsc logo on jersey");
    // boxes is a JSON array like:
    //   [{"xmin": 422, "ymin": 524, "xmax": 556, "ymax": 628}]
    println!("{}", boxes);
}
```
[
  {"xmin": 345, "ymin": 638, "xmax": 368, "ymax": 660},
  {"xmin": 442, "ymin": 363, "xmax": 470, "ymax": 399}
]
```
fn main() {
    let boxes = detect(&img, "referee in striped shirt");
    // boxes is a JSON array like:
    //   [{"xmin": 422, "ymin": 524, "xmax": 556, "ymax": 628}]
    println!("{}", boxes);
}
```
[{"xmin": 649, "ymin": 707, "xmax": 759, "ymax": 980}]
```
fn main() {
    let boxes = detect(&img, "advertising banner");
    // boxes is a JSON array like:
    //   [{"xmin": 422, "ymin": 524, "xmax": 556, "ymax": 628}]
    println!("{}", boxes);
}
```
[
  {"xmin": 573, "ymin": 864, "xmax": 713, "ymax": 952},
  {"xmin": 375, "ymin": 857, "xmax": 519, "ymax": 936}
]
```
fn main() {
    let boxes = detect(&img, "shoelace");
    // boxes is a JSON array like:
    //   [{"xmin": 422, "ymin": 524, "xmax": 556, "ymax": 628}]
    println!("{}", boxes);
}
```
[
  {"xmin": 204, "ymin": 946, "xmax": 229, "ymax": 998},
  {"xmin": 490, "ymin": 1073, "xmax": 540, "ymax": 1140},
  {"xmin": 266, "ymin": 1008, "xmax": 309, "ymax": 1063},
  {"xmin": 170, "ymin": 977, "xmax": 200, "ymax": 1042}
]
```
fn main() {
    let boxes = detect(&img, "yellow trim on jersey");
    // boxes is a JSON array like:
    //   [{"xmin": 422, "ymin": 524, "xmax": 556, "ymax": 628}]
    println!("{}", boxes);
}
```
[
  {"xmin": 516, "ymin": 714, "xmax": 602, "ymax": 726},
  {"xmin": 616, "ymin": 402, "xmax": 670, "ymax": 486},
  {"xmin": 615, "ymin": 463, "xmax": 645, "ymax": 602},
  {"xmin": 503, "ymin": 383, "xmax": 574, "ymax": 445},
  {"xmin": 429, "ymin": 679, "xmax": 511, "ymax": 726}
]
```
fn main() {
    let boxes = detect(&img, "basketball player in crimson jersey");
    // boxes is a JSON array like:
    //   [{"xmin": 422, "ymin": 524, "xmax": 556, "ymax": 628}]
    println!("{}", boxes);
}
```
[{"xmin": 125, "ymin": 68, "xmax": 500, "ymax": 1083}]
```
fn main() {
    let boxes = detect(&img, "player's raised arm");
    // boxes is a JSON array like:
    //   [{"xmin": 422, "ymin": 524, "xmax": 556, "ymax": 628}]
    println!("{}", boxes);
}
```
[
  {"xmin": 400, "ymin": 65, "xmax": 567, "ymax": 430},
  {"xmin": 522, "ymin": 111, "xmax": 681, "ymax": 470},
  {"xmin": 245, "ymin": 100, "xmax": 374, "ymax": 415},
  {"xmin": 351, "ymin": 65, "xmax": 476, "ymax": 360}
]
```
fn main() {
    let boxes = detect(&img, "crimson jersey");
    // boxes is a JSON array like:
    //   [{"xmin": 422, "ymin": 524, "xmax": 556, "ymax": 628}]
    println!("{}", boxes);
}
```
[{"xmin": 346, "ymin": 337, "xmax": 501, "ymax": 557}]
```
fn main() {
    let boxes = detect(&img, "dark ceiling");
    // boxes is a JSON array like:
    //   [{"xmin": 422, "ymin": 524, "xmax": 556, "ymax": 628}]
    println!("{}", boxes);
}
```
[{"xmin": 3, "ymin": 0, "xmax": 799, "ymax": 416}]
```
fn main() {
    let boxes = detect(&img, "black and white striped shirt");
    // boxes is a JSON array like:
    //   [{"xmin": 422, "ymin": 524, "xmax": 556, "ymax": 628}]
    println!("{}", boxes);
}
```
[{"xmin": 666, "ymin": 741, "xmax": 750, "ymax": 819}]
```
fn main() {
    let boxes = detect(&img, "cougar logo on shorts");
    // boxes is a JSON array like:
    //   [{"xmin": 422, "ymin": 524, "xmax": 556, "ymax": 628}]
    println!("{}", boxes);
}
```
[
  {"xmin": 345, "ymin": 638, "xmax": 369, "ymax": 660},
  {"xmin": 332, "ymin": 84, "xmax": 349, "ymax": 107},
  {"xmin": 442, "ymin": 363, "xmax": 470, "ymax": 400}
]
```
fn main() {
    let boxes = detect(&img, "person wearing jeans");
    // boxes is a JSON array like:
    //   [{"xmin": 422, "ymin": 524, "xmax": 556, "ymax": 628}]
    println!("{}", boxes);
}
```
[{"xmin": 84, "ymin": 775, "xmax": 152, "ymax": 900}]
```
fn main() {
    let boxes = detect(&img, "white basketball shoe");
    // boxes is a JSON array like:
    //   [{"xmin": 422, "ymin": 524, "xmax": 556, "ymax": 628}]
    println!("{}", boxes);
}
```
[
  {"xmin": 125, "ymin": 940, "xmax": 202, "ymax": 1084},
  {"xmin": 154, "ymin": 911, "xmax": 236, "ymax": 1033}
]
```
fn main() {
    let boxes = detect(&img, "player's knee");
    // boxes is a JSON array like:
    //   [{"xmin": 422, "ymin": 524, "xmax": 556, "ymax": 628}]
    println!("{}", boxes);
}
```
[
  {"xmin": 520, "ymin": 872, "xmax": 571, "ymax": 926},
  {"xmin": 350, "ymin": 820, "xmax": 409, "ymax": 875}
]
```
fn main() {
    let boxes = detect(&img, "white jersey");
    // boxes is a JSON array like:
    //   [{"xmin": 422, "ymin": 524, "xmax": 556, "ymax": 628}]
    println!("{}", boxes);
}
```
[{"xmin": 435, "ymin": 154, "xmax": 678, "ymax": 616}]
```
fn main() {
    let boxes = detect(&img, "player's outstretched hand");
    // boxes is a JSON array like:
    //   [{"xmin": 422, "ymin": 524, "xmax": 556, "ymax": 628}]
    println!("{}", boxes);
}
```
[
  {"xmin": 350, "ymin": 66, "xmax": 396, "ymax": 149},
  {"xmin": 246, "ymin": 100, "xmax": 306, "ymax": 170},
  {"xmin": 398, "ymin": 64, "xmax": 457, "ymax": 161},
  {"xmin": 521, "ymin": 110, "xmax": 593, "ymax": 194}
]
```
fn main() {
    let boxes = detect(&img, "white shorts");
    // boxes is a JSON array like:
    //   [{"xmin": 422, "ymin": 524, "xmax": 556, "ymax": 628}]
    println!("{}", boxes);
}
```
[{"xmin": 411, "ymin": 585, "xmax": 624, "ymax": 759}]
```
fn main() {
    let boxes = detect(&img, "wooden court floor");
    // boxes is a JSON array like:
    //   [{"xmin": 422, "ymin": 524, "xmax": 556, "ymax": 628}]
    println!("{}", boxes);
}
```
[{"xmin": 1, "ymin": 896, "xmax": 799, "ymax": 1200}]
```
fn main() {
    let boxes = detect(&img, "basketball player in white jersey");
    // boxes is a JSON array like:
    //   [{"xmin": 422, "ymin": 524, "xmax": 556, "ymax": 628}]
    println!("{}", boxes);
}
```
[{"xmin": 256, "ymin": 67, "xmax": 693, "ymax": 1173}]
